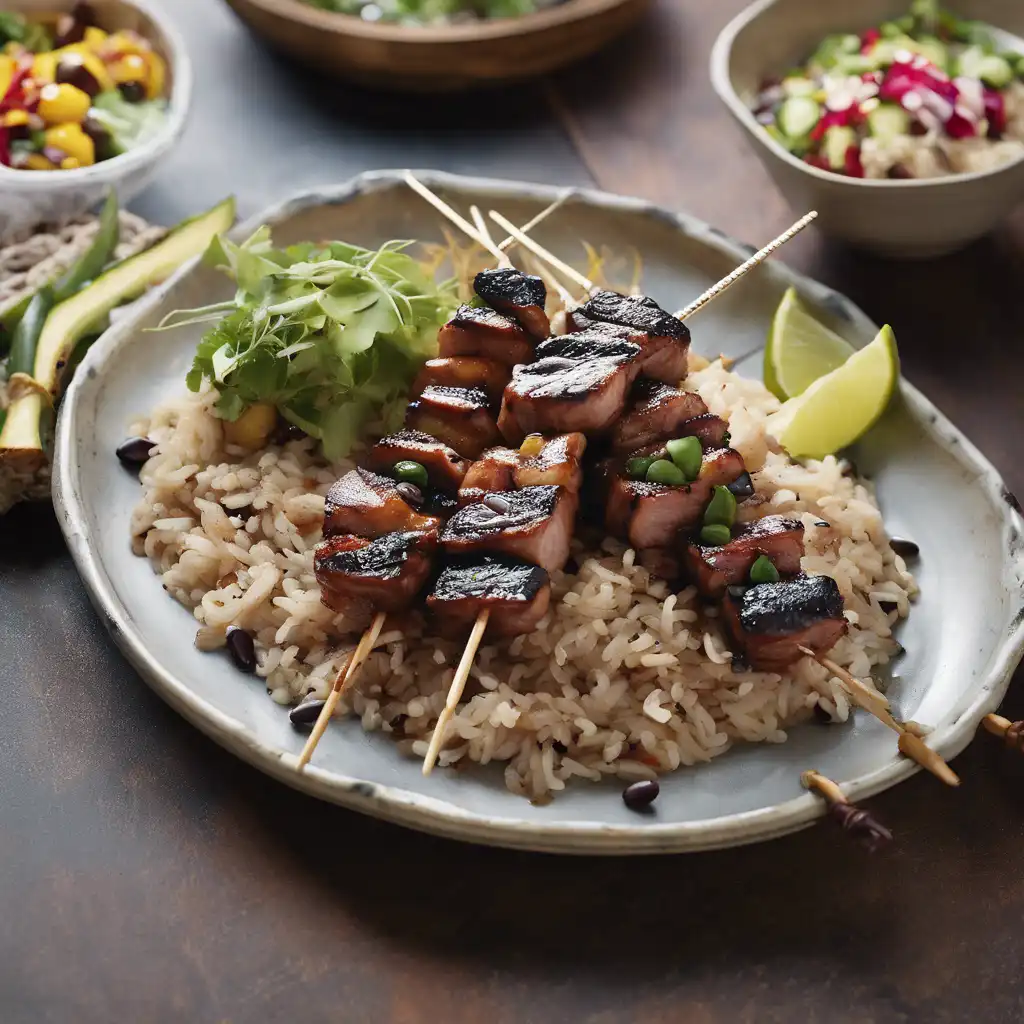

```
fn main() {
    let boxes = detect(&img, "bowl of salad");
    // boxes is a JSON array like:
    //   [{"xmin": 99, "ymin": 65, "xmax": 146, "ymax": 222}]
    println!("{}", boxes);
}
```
[
  {"xmin": 222, "ymin": 0, "xmax": 648, "ymax": 90},
  {"xmin": 0, "ymin": 0, "xmax": 190, "ymax": 242},
  {"xmin": 711, "ymin": 0, "xmax": 1024, "ymax": 256}
]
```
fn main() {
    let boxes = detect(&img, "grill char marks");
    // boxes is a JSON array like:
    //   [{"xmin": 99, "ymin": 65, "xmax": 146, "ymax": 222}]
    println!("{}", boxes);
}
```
[
  {"xmin": 611, "ymin": 380, "xmax": 708, "ymax": 453},
  {"xmin": 323, "ymin": 468, "xmax": 442, "ymax": 539},
  {"xmin": 316, "ymin": 530, "xmax": 438, "ymax": 613},
  {"xmin": 427, "ymin": 555, "xmax": 551, "ymax": 638},
  {"xmin": 568, "ymin": 290, "xmax": 690, "ymax": 383},
  {"xmin": 442, "ymin": 484, "xmax": 575, "ymax": 572},
  {"xmin": 405, "ymin": 385, "xmax": 500, "ymax": 460},
  {"xmin": 683, "ymin": 515, "xmax": 805, "ymax": 598},
  {"xmin": 437, "ymin": 304, "xmax": 536, "ymax": 367},
  {"xmin": 366, "ymin": 429, "xmax": 470, "ymax": 493},
  {"xmin": 474, "ymin": 268, "xmax": 550, "ymax": 339},
  {"xmin": 411, "ymin": 357, "xmax": 510, "ymax": 407},
  {"xmin": 499, "ymin": 332, "xmax": 641, "ymax": 442},
  {"xmin": 722, "ymin": 574, "xmax": 849, "ymax": 670}
]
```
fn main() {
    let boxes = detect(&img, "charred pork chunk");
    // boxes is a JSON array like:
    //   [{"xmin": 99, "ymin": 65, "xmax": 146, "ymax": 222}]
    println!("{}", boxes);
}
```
[
  {"xmin": 610, "ymin": 380, "xmax": 708, "ymax": 453},
  {"xmin": 473, "ymin": 268, "xmax": 550, "ymax": 340},
  {"xmin": 405, "ymin": 385, "xmax": 501, "ymax": 460},
  {"xmin": 411, "ymin": 357, "xmax": 510, "ymax": 407},
  {"xmin": 604, "ymin": 446, "xmax": 747, "ymax": 549},
  {"xmin": 437, "ymin": 305, "xmax": 536, "ymax": 367},
  {"xmin": 722, "ymin": 574, "xmax": 848, "ymax": 670},
  {"xmin": 678, "ymin": 412, "xmax": 731, "ymax": 450},
  {"xmin": 315, "ymin": 529, "xmax": 438, "ymax": 613},
  {"xmin": 514, "ymin": 432, "xmax": 586, "ymax": 493},
  {"xmin": 442, "ymin": 484, "xmax": 575, "ymax": 572},
  {"xmin": 323, "ymin": 468, "xmax": 442, "ymax": 538},
  {"xmin": 568, "ymin": 290, "xmax": 690, "ymax": 383},
  {"xmin": 458, "ymin": 446, "xmax": 521, "ymax": 505},
  {"xmin": 427, "ymin": 555, "xmax": 551, "ymax": 638},
  {"xmin": 683, "ymin": 515, "xmax": 805, "ymax": 598},
  {"xmin": 367, "ymin": 429, "xmax": 469, "ymax": 493},
  {"xmin": 498, "ymin": 333, "xmax": 642, "ymax": 441}
]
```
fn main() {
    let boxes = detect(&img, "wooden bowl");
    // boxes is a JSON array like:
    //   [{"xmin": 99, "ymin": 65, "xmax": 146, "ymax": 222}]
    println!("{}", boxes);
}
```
[{"xmin": 222, "ymin": 0, "xmax": 649, "ymax": 91}]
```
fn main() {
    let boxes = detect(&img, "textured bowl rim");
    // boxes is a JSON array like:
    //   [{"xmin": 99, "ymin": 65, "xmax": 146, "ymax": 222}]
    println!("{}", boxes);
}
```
[
  {"xmin": 230, "ymin": 0, "xmax": 641, "ymax": 44},
  {"xmin": 709, "ymin": 0, "xmax": 1024, "ymax": 190},
  {"xmin": 0, "ymin": 0, "xmax": 192, "ymax": 188},
  {"xmin": 52, "ymin": 169, "xmax": 1024, "ymax": 855}
]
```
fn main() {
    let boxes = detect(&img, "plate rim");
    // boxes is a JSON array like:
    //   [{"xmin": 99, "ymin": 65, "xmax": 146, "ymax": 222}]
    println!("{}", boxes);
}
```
[{"xmin": 51, "ymin": 169, "xmax": 1024, "ymax": 855}]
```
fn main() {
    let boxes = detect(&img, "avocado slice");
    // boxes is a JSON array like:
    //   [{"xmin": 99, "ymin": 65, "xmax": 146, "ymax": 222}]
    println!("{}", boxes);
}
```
[{"xmin": 0, "ymin": 196, "xmax": 236, "ymax": 457}]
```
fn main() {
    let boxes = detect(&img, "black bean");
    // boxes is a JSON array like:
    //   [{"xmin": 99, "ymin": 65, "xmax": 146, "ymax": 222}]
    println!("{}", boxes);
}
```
[
  {"xmin": 552, "ymin": 741, "xmax": 568, "ymax": 754},
  {"xmin": 396, "ymin": 481, "xmax": 424, "ymax": 507},
  {"xmin": 887, "ymin": 163, "xmax": 913, "ymax": 179},
  {"xmin": 726, "ymin": 584, "xmax": 748, "ymax": 600},
  {"xmin": 622, "ymin": 779, "xmax": 660, "ymax": 811},
  {"xmin": 289, "ymin": 697, "xmax": 326, "ymax": 730},
  {"xmin": 815, "ymin": 519, "xmax": 830, "ymax": 528},
  {"xmin": 270, "ymin": 419, "xmax": 307, "ymax": 445},
  {"xmin": 726, "ymin": 471, "xmax": 755, "ymax": 501},
  {"xmin": 483, "ymin": 493, "xmax": 511, "ymax": 514},
  {"xmin": 118, "ymin": 81, "xmax": 146, "ymax": 103},
  {"xmin": 116, "ymin": 435, "xmax": 155, "ymax": 466},
  {"xmin": 225, "ymin": 626, "xmax": 257, "ymax": 674},
  {"xmin": 889, "ymin": 537, "xmax": 919, "ymax": 559},
  {"xmin": 563, "ymin": 557, "xmax": 580, "ymax": 575},
  {"xmin": 56, "ymin": 53, "xmax": 102, "ymax": 96}
]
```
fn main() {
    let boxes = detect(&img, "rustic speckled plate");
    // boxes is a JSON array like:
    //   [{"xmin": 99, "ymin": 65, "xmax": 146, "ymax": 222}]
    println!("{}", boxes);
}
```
[{"xmin": 52, "ymin": 170, "xmax": 1024, "ymax": 854}]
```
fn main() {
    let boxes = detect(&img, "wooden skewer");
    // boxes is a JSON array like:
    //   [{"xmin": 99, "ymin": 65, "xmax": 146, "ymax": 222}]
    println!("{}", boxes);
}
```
[
  {"xmin": 801, "ymin": 769, "xmax": 892, "ymax": 851},
  {"xmin": 982, "ymin": 713, "xmax": 1024, "ymax": 752},
  {"xmin": 297, "ymin": 610, "xmax": 387, "ymax": 770},
  {"xmin": 674, "ymin": 212, "xmax": 818, "ymax": 321},
  {"xmin": 490, "ymin": 208, "xmax": 819, "ymax": 326},
  {"xmin": 799, "ymin": 645, "xmax": 960, "ymax": 787},
  {"xmin": 422, "ymin": 608, "xmax": 491, "ymax": 775},
  {"xmin": 488, "ymin": 209, "xmax": 595, "ymax": 294},
  {"xmin": 296, "ymin": 189, "xmax": 570, "ymax": 773}
]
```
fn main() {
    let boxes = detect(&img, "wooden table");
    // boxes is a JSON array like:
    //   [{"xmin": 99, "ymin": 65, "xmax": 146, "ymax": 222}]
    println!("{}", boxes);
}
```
[{"xmin": 4, "ymin": 1, "xmax": 1024, "ymax": 1021}]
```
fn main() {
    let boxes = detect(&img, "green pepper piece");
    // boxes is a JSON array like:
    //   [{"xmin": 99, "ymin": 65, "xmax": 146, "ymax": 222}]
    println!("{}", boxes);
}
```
[
  {"xmin": 750, "ymin": 554, "xmax": 781, "ymax": 584},
  {"xmin": 665, "ymin": 435, "xmax": 702, "ymax": 480},
  {"xmin": 700, "ymin": 523, "xmax": 732, "ymax": 547},
  {"xmin": 625, "ymin": 455, "xmax": 657, "ymax": 480},
  {"xmin": 704, "ymin": 485, "xmax": 738, "ymax": 527},
  {"xmin": 645, "ymin": 459, "xmax": 686, "ymax": 486},
  {"xmin": 54, "ymin": 190, "xmax": 121, "ymax": 302},
  {"xmin": 394, "ymin": 460, "xmax": 429, "ymax": 488}
]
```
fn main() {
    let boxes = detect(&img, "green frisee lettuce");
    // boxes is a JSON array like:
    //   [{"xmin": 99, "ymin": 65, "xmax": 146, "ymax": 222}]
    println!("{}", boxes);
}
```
[{"xmin": 162, "ymin": 227, "xmax": 459, "ymax": 460}]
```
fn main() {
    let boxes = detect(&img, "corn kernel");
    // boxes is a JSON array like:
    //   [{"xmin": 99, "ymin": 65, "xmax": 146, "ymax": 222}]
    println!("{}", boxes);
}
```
[
  {"xmin": 108, "ymin": 52, "xmax": 147, "ymax": 86},
  {"xmin": 223, "ymin": 403, "xmax": 278, "ymax": 450},
  {"xmin": 2, "ymin": 109, "xmax": 29, "ymax": 128},
  {"xmin": 0, "ymin": 54, "xmax": 14, "ymax": 97},
  {"xmin": 82, "ymin": 26, "xmax": 109, "ymax": 51},
  {"xmin": 32, "ymin": 51, "xmax": 58, "ymax": 84},
  {"xmin": 24, "ymin": 153, "xmax": 57, "ymax": 171},
  {"xmin": 519, "ymin": 433, "xmax": 545, "ymax": 457},
  {"xmin": 38, "ymin": 82, "xmax": 91, "ymax": 126},
  {"xmin": 43, "ymin": 123, "xmax": 95, "ymax": 166},
  {"xmin": 60, "ymin": 156, "xmax": 81, "ymax": 170},
  {"xmin": 145, "ymin": 50, "xmax": 167, "ymax": 99}
]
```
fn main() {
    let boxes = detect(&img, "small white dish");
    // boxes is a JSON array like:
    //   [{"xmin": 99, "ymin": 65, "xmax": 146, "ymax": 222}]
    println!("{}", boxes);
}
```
[
  {"xmin": 0, "ymin": 0, "xmax": 191, "ymax": 243},
  {"xmin": 51, "ymin": 171, "xmax": 1024, "ymax": 854},
  {"xmin": 711, "ymin": 0, "xmax": 1024, "ymax": 257}
]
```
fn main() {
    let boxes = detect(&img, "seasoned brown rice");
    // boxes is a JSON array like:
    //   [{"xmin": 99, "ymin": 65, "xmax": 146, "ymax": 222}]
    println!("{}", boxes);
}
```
[{"xmin": 129, "ymin": 359, "xmax": 915, "ymax": 800}]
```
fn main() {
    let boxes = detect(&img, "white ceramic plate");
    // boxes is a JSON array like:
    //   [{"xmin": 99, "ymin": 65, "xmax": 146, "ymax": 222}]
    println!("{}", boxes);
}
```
[{"xmin": 52, "ymin": 170, "xmax": 1024, "ymax": 854}]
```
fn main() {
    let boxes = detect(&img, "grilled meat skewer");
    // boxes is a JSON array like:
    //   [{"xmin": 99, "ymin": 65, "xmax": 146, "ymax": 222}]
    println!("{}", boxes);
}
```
[
  {"xmin": 722, "ymin": 574, "xmax": 849, "ymax": 671},
  {"xmin": 473, "ymin": 267, "xmax": 551, "ymax": 339},
  {"xmin": 366, "ymin": 429, "xmax": 470, "ymax": 493},
  {"xmin": 437, "ymin": 304, "xmax": 536, "ymax": 367}
]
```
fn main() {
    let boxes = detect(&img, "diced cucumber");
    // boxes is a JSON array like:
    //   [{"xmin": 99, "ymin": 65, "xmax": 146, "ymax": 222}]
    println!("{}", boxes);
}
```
[
  {"xmin": 822, "ymin": 126, "xmax": 857, "ymax": 171},
  {"xmin": 978, "ymin": 54, "xmax": 1014, "ymax": 88},
  {"xmin": 776, "ymin": 96, "xmax": 821, "ymax": 140},
  {"xmin": 915, "ymin": 36, "xmax": 950, "ymax": 72},
  {"xmin": 880, "ymin": 21, "xmax": 905, "ymax": 39},
  {"xmin": 956, "ymin": 45, "xmax": 988, "ymax": 79},
  {"xmin": 867, "ymin": 104, "xmax": 911, "ymax": 143},
  {"xmin": 809, "ymin": 33, "xmax": 861, "ymax": 72},
  {"xmin": 834, "ymin": 53, "xmax": 875, "ymax": 76},
  {"xmin": 781, "ymin": 76, "xmax": 817, "ymax": 97},
  {"xmin": 766, "ymin": 124, "xmax": 811, "ymax": 158}
]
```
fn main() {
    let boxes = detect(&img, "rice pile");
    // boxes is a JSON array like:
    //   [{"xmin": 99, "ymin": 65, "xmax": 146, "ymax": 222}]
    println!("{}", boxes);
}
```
[{"xmin": 129, "ymin": 360, "xmax": 916, "ymax": 800}]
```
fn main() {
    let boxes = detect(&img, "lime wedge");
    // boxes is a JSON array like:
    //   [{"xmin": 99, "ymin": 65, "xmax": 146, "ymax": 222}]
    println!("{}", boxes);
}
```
[
  {"xmin": 765, "ymin": 286, "xmax": 855, "ymax": 400},
  {"xmin": 767, "ymin": 325, "xmax": 899, "ymax": 459}
]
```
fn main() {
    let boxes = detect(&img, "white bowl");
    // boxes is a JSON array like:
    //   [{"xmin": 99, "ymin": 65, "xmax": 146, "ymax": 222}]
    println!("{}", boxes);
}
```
[
  {"xmin": 0, "ymin": 0, "xmax": 191, "ymax": 243},
  {"xmin": 711, "ymin": 0, "xmax": 1024, "ymax": 257}
]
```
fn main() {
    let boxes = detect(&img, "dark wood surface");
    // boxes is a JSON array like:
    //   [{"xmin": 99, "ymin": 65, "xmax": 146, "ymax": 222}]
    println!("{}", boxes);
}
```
[{"xmin": 3, "ymin": 1, "xmax": 1024, "ymax": 1021}]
